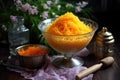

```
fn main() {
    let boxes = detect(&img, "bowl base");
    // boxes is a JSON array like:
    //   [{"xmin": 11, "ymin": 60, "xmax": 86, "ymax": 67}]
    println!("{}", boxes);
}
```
[{"xmin": 52, "ymin": 56, "xmax": 84, "ymax": 68}]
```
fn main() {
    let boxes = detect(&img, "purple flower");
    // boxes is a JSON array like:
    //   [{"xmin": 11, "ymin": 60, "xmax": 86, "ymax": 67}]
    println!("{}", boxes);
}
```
[
  {"xmin": 28, "ymin": 6, "xmax": 38, "ymax": 15},
  {"xmin": 14, "ymin": 0, "xmax": 22, "ymax": 6},
  {"xmin": 21, "ymin": 3, "xmax": 38, "ymax": 15},
  {"xmin": 10, "ymin": 15, "xmax": 18, "ymax": 24},
  {"xmin": 40, "ymin": 11, "xmax": 49, "ymax": 19},
  {"xmin": 21, "ymin": 3, "xmax": 31, "ymax": 12}
]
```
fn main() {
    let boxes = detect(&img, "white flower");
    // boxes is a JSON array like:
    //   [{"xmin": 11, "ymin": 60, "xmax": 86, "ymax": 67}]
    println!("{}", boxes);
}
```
[
  {"xmin": 66, "ymin": 3, "xmax": 74, "ymax": 8},
  {"xmin": 81, "ymin": 1, "xmax": 88, "ymax": 8},
  {"xmin": 54, "ymin": 0, "xmax": 60, "ymax": 4},
  {"xmin": 75, "ymin": 6, "xmax": 82, "ymax": 13},
  {"xmin": 76, "ymin": 1, "xmax": 88, "ymax": 8},
  {"xmin": 43, "ymin": 4, "xmax": 50, "ymax": 10},
  {"xmin": 47, "ymin": 1, "xmax": 53, "ymax": 6},
  {"xmin": 57, "ymin": 5, "xmax": 61, "ymax": 10}
]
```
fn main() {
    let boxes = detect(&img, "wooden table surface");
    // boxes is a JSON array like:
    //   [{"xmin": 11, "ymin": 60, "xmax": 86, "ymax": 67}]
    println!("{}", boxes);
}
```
[{"xmin": 0, "ymin": 46, "xmax": 120, "ymax": 80}]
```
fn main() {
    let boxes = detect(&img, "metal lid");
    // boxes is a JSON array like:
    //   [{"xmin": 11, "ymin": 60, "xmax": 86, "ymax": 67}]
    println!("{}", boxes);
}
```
[{"xmin": 95, "ymin": 27, "xmax": 115, "ymax": 45}]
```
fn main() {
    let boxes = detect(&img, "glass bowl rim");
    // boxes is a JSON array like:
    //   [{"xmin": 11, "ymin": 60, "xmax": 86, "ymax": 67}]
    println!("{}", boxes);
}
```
[{"xmin": 38, "ymin": 17, "xmax": 98, "ymax": 37}]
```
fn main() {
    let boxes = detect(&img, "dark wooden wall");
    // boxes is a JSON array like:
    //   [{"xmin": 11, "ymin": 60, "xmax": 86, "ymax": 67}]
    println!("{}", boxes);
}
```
[{"xmin": 88, "ymin": 0, "xmax": 120, "ymax": 48}]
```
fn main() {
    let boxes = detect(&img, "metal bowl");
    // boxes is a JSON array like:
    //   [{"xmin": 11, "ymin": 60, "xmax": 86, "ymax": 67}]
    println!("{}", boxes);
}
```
[{"xmin": 15, "ymin": 44, "xmax": 49, "ymax": 69}]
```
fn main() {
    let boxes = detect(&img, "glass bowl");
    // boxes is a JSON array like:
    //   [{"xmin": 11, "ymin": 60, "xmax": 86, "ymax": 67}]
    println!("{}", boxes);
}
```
[{"xmin": 38, "ymin": 18, "xmax": 98, "ymax": 68}]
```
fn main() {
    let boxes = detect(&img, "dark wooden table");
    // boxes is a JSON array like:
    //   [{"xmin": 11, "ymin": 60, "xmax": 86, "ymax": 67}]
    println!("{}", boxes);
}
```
[{"xmin": 0, "ymin": 45, "xmax": 120, "ymax": 80}]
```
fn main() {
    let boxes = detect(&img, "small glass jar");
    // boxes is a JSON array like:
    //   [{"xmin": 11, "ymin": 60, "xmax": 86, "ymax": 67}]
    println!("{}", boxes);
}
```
[{"xmin": 8, "ymin": 16, "xmax": 29, "ymax": 55}]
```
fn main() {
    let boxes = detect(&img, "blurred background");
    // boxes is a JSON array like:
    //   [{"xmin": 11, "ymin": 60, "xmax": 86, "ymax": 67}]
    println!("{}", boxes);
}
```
[
  {"xmin": 88, "ymin": 0, "xmax": 120, "ymax": 48},
  {"xmin": 0, "ymin": 0, "xmax": 120, "ymax": 48}
]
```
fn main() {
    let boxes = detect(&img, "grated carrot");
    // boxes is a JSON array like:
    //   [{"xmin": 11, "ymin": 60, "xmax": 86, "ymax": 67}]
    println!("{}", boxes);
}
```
[
  {"xmin": 44, "ymin": 12, "xmax": 94, "ymax": 54},
  {"xmin": 46, "ymin": 12, "xmax": 92, "ymax": 35},
  {"xmin": 18, "ymin": 46, "xmax": 49, "ymax": 56}
]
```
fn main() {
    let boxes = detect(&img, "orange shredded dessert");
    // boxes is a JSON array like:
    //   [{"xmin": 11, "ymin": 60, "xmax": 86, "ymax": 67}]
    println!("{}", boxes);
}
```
[
  {"xmin": 18, "ymin": 46, "xmax": 49, "ymax": 56},
  {"xmin": 46, "ymin": 12, "xmax": 92, "ymax": 35},
  {"xmin": 44, "ymin": 12, "xmax": 94, "ymax": 54}
]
